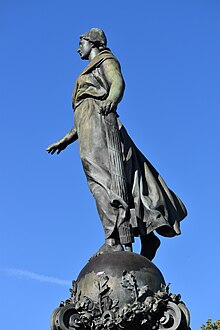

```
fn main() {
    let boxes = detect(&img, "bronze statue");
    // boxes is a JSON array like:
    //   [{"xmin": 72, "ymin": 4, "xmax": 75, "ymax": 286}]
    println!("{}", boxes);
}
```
[{"xmin": 47, "ymin": 28, "xmax": 187, "ymax": 260}]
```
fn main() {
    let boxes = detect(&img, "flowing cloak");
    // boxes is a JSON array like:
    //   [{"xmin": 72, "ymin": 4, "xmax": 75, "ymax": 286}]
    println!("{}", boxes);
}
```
[{"xmin": 72, "ymin": 49, "xmax": 187, "ymax": 244}]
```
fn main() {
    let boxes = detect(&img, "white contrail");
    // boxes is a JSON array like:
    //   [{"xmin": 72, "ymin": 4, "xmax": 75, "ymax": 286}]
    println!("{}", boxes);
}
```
[{"xmin": 5, "ymin": 268, "xmax": 71, "ymax": 286}]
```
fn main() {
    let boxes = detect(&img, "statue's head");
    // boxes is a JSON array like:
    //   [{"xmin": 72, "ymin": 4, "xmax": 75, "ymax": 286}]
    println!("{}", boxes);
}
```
[
  {"xmin": 77, "ymin": 28, "xmax": 107, "ymax": 60},
  {"xmin": 80, "ymin": 28, "xmax": 107, "ymax": 49}
]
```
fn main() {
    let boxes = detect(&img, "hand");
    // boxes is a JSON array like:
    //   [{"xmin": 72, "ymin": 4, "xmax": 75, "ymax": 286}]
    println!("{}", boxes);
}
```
[
  {"xmin": 46, "ymin": 140, "xmax": 67, "ymax": 155},
  {"xmin": 99, "ymin": 100, "xmax": 117, "ymax": 116}
]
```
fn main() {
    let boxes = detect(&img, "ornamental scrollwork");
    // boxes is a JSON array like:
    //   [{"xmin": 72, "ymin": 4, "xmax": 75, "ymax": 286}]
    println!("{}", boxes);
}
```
[{"xmin": 51, "ymin": 272, "xmax": 190, "ymax": 330}]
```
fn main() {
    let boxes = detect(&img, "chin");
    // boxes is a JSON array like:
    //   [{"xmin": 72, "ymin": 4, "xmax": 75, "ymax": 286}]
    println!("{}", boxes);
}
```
[{"xmin": 79, "ymin": 53, "xmax": 88, "ymax": 60}]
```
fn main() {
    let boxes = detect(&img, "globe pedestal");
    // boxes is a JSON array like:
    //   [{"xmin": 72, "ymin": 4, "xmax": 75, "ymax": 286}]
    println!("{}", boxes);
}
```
[{"xmin": 51, "ymin": 252, "xmax": 190, "ymax": 330}]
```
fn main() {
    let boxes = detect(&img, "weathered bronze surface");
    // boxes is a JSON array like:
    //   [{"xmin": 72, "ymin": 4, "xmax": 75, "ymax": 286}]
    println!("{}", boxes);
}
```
[
  {"xmin": 47, "ymin": 28, "xmax": 187, "ymax": 260},
  {"xmin": 48, "ymin": 28, "xmax": 190, "ymax": 330},
  {"xmin": 50, "ymin": 252, "xmax": 190, "ymax": 330}
]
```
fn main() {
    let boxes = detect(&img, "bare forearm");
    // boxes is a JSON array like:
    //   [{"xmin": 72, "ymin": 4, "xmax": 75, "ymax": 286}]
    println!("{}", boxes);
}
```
[
  {"xmin": 60, "ymin": 127, "xmax": 78, "ymax": 146},
  {"xmin": 102, "ymin": 59, "xmax": 125, "ymax": 105},
  {"xmin": 107, "ymin": 77, "xmax": 125, "ymax": 104},
  {"xmin": 47, "ymin": 127, "xmax": 78, "ymax": 155}
]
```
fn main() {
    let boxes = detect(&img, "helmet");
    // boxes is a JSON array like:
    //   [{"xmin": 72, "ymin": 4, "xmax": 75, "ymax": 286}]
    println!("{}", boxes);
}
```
[{"xmin": 80, "ymin": 28, "xmax": 107, "ymax": 48}]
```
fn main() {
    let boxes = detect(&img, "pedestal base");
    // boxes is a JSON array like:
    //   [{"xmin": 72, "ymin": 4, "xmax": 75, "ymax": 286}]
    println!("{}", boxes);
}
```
[{"xmin": 51, "ymin": 252, "xmax": 190, "ymax": 330}]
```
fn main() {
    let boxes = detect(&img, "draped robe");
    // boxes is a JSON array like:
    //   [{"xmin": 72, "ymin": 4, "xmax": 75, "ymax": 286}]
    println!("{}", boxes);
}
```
[{"xmin": 72, "ymin": 49, "xmax": 187, "ymax": 245}]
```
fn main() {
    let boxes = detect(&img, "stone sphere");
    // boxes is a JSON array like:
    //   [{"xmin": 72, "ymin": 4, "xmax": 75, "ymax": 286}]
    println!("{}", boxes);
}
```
[{"xmin": 76, "ymin": 251, "xmax": 165, "ymax": 307}]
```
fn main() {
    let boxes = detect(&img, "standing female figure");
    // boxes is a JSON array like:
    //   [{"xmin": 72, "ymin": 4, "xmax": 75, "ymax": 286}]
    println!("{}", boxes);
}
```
[{"xmin": 47, "ymin": 28, "xmax": 187, "ymax": 260}]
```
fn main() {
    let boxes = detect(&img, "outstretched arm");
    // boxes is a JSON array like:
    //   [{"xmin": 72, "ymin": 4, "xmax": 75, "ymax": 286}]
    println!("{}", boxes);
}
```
[
  {"xmin": 46, "ymin": 127, "xmax": 78, "ymax": 155},
  {"xmin": 100, "ymin": 59, "xmax": 125, "ymax": 115}
]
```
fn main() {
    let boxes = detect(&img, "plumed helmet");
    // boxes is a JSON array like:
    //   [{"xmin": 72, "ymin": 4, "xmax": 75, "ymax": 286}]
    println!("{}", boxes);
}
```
[{"xmin": 80, "ymin": 28, "xmax": 107, "ymax": 48}]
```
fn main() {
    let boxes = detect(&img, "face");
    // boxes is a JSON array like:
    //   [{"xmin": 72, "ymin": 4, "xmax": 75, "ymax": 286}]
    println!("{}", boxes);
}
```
[{"xmin": 77, "ymin": 38, "xmax": 93, "ymax": 60}]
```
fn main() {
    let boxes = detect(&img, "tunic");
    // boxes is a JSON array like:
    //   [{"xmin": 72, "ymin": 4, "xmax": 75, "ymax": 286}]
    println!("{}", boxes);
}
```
[{"xmin": 72, "ymin": 50, "xmax": 187, "ymax": 245}]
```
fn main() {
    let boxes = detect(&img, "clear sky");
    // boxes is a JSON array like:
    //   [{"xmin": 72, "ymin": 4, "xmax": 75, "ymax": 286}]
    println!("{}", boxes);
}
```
[{"xmin": 1, "ymin": 0, "xmax": 219, "ymax": 329}]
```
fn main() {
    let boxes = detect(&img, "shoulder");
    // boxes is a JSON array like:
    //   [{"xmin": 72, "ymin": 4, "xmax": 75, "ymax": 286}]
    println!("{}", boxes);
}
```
[
  {"xmin": 99, "ymin": 51, "xmax": 121, "ymax": 72},
  {"xmin": 101, "ymin": 58, "xmax": 120, "ymax": 70},
  {"xmin": 98, "ymin": 50, "xmax": 120, "ymax": 65}
]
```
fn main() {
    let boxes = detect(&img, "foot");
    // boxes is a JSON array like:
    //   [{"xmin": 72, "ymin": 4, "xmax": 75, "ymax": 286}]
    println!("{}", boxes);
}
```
[
  {"xmin": 89, "ymin": 241, "xmax": 124, "ymax": 261},
  {"xmin": 140, "ymin": 233, "xmax": 161, "ymax": 261},
  {"xmin": 124, "ymin": 243, "xmax": 133, "ymax": 252}
]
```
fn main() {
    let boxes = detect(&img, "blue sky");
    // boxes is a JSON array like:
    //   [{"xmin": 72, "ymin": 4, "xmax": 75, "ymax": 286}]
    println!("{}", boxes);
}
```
[{"xmin": 1, "ymin": 0, "xmax": 219, "ymax": 329}]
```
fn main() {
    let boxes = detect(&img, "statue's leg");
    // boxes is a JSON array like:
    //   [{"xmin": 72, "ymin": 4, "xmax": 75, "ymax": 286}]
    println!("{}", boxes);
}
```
[
  {"xmin": 124, "ymin": 243, "xmax": 133, "ymax": 252},
  {"xmin": 140, "ymin": 232, "xmax": 161, "ymax": 261},
  {"xmin": 91, "ymin": 184, "xmax": 124, "ymax": 254},
  {"xmin": 117, "ymin": 207, "xmax": 134, "ymax": 250}
]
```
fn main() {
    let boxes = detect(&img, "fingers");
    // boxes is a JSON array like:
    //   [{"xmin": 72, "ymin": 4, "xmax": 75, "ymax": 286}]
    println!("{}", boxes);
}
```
[
  {"xmin": 99, "ymin": 103, "xmax": 107, "ymax": 115},
  {"xmin": 46, "ymin": 148, "xmax": 53, "ymax": 154},
  {"xmin": 51, "ymin": 148, "xmax": 57, "ymax": 155},
  {"xmin": 46, "ymin": 144, "xmax": 60, "ymax": 155},
  {"xmin": 46, "ymin": 146, "xmax": 52, "ymax": 152},
  {"xmin": 109, "ymin": 102, "xmax": 116, "ymax": 113},
  {"xmin": 105, "ymin": 102, "xmax": 112, "ymax": 114},
  {"xmin": 100, "ymin": 101, "xmax": 116, "ymax": 116},
  {"xmin": 46, "ymin": 145, "xmax": 54, "ymax": 154}
]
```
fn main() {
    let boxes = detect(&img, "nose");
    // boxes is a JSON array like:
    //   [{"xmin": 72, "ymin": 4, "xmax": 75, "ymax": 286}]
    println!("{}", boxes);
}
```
[{"xmin": 77, "ymin": 48, "xmax": 80, "ymax": 53}]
